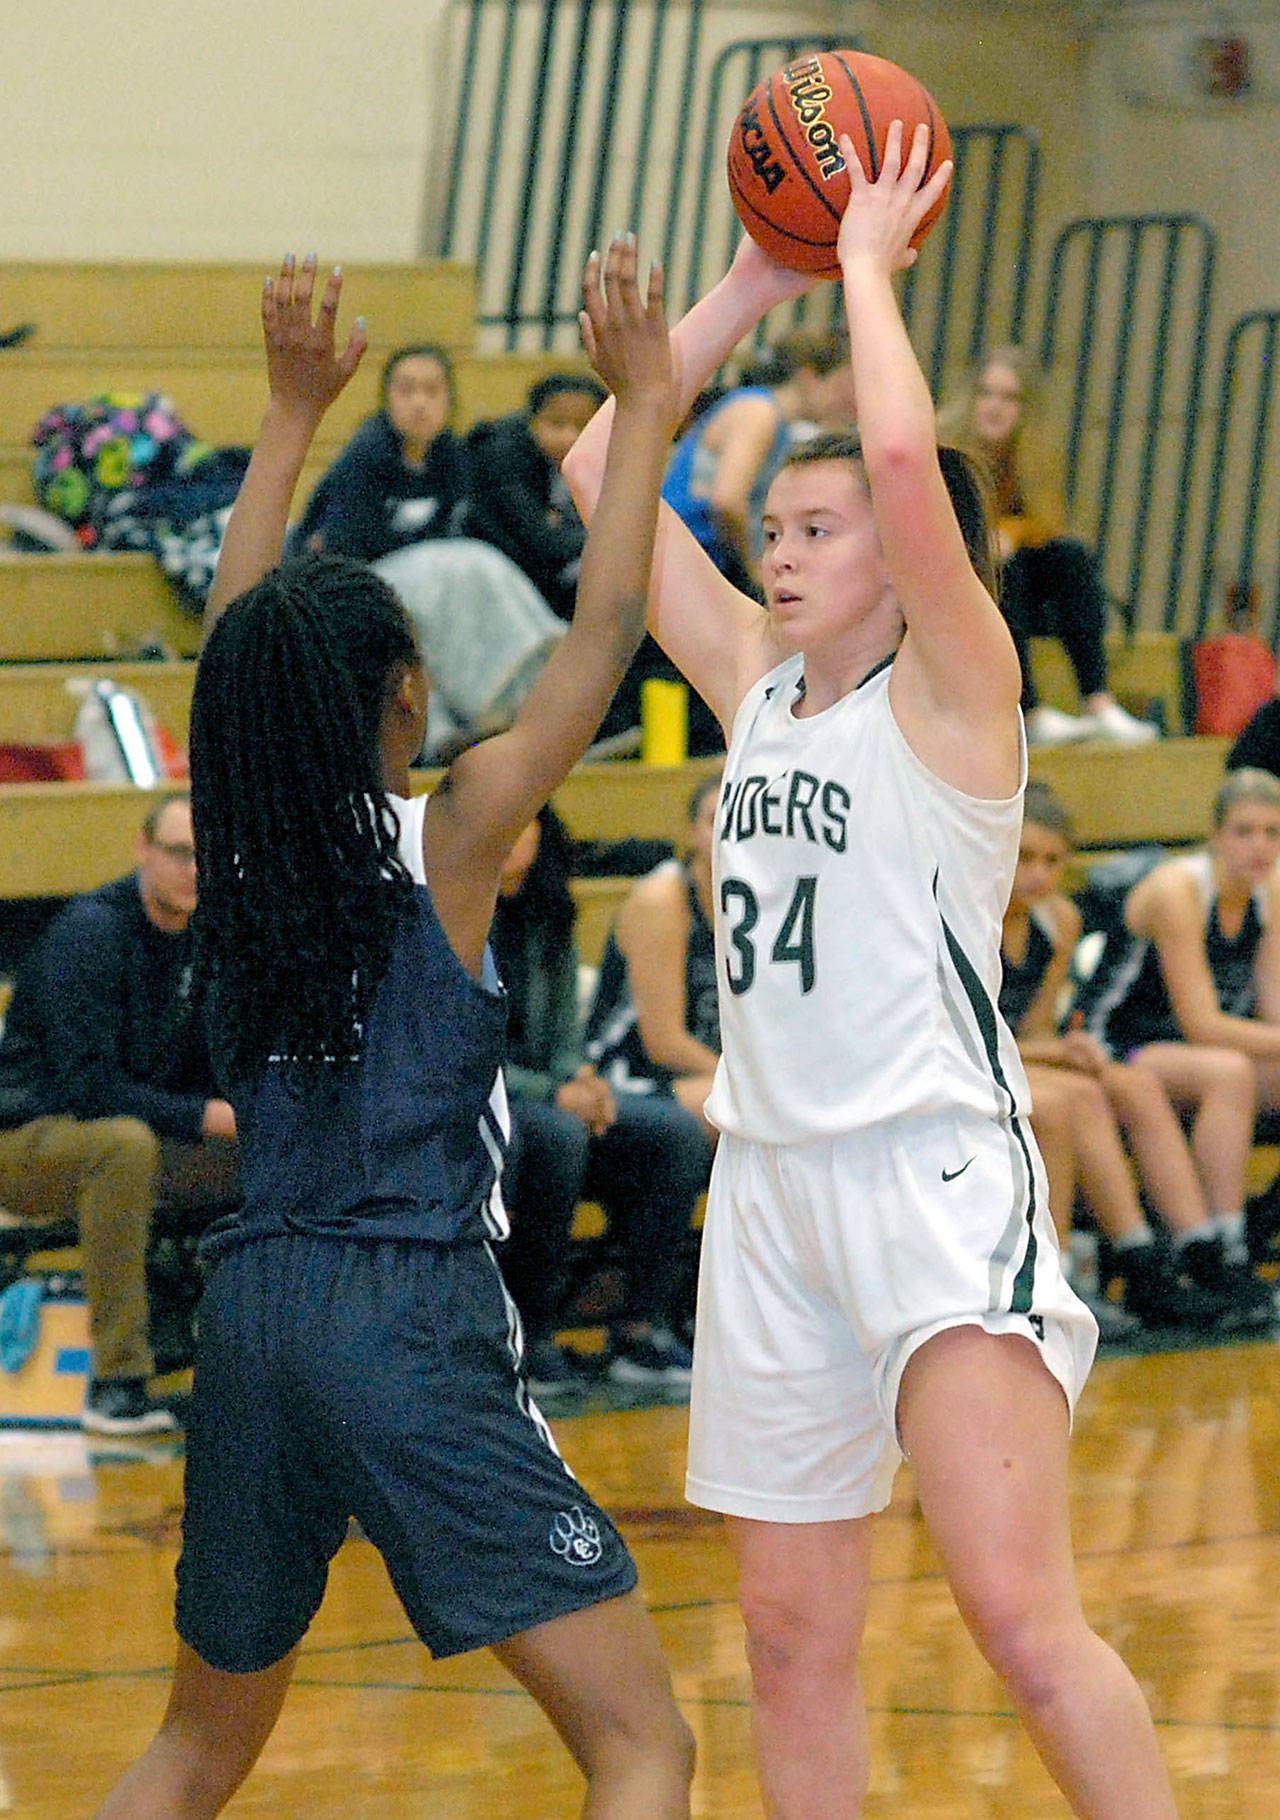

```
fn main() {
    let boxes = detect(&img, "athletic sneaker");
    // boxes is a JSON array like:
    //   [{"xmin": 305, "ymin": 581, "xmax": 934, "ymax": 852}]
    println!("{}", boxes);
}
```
[
  {"xmin": 524, "ymin": 1340, "xmax": 586, "ymax": 1397},
  {"xmin": 1088, "ymin": 699, "xmax": 1160, "ymax": 745},
  {"xmin": 1114, "ymin": 1240, "xmax": 1227, "ymax": 1333},
  {"xmin": 1024, "ymin": 705, "xmax": 1097, "ymax": 746},
  {"xmin": 82, "ymin": 1378, "xmax": 179, "ymax": 1437},
  {"xmin": 1245, "ymin": 1187, "xmax": 1280, "ymax": 1266},
  {"xmin": 1178, "ymin": 1235, "xmax": 1275, "ymax": 1330},
  {"xmin": 607, "ymin": 1326, "xmax": 693, "ymax": 1386}
]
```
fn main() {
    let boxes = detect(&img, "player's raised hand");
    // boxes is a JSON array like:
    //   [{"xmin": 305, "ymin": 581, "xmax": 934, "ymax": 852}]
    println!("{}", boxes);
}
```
[
  {"xmin": 836, "ymin": 121, "xmax": 953, "ymax": 274},
  {"xmin": 262, "ymin": 252, "xmax": 368, "ymax": 420},
  {"xmin": 578, "ymin": 235, "xmax": 677, "ymax": 421}
]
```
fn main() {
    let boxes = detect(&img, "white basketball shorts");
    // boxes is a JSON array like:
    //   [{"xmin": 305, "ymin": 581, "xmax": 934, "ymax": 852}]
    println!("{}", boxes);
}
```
[{"xmin": 686, "ymin": 1104, "xmax": 1098, "ymax": 1523}]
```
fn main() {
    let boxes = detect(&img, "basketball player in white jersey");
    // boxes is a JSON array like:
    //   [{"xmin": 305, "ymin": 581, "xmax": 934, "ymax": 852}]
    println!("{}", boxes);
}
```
[{"xmin": 566, "ymin": 124, "xmax": 1178, "ymax": 1818}]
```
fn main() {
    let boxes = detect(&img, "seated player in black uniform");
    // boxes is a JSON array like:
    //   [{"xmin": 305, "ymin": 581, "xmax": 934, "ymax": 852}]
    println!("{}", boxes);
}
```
[
  {"xmin": 92, "ymin": 247, "xmax": 694, "ymax": 1819},
  {"xmin": 1080, "ymin": 766, "xmax": 1280, "ymax": 1269},
  {"xmin": 1001, "ymin": 782, "xmax": 1269, "ymax": 1329}
]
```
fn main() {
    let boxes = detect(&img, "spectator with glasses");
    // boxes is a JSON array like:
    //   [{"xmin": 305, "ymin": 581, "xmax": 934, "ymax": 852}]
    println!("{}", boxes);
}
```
[{"xmin": 0, "ymin": 792, "xmax": 238, "ymax": 1435}]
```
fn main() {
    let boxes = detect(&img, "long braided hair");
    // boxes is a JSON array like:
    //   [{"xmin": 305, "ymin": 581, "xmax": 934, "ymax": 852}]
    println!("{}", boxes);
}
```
[{"xmin": 189, "ymin": 554, "xmax": 419, "ymax": 1085}]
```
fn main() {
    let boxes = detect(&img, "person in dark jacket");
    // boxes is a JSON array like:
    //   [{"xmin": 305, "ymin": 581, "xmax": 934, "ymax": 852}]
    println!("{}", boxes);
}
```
[
  {"xmin": 289, "ymin": 342, "xmax": 469, "ymax": 561},
  {"xmin": 492, "ymin": 806, "xmax": 712, "ymax": 1392},
  {"xmin": 463, "ymin": 373, "xmax": 607, "ymax": 621},
  {"xmin": 0, "ymin": 793, "xmax": 238, "ymax": 1434}
]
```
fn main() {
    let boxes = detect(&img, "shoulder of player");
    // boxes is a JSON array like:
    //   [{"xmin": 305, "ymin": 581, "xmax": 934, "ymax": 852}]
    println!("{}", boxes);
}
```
[{"xmin": 618, "ymin": 860, "xmax": 689, "ymax": 935}]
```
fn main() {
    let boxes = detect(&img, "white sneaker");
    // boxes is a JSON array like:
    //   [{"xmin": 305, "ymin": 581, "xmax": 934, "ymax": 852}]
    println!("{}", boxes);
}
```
[
  {"xmin": 1025, "ymin": 704, "xmax": 1097, "ymax": 746},
  {"xmin": 1088, "ymin": 699, "xmax": 1159, "ymax": 745}
]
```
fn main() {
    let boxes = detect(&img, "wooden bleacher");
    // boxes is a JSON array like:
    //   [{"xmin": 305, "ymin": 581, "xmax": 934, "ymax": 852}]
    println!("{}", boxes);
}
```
[
  {"xmin": 1030, "ymin": 632, "xmax": 1187, "ymax": 735},
  {"xmin": 0, "ymin": 259, "xmax": 591, "ymax": 520}
]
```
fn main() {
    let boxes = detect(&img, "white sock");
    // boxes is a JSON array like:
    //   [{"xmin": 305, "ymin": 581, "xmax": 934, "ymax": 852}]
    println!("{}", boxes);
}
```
[
  {"xmin": 1110, "ymin": 1225, "xmax": 1154, "ymax": 1252},
  {"xmin": 1214, "ymin": 1211, "xmax": 1247, "ymax": 1264},
  {"xmin": 1172, "ymin": 1221, "xmax": 1217, "ymax": 1251}
]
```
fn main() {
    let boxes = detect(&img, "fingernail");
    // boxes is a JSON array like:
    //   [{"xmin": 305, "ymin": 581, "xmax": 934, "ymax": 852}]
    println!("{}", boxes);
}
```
[
  {"xmin": 304, "ymin": 251, "xmax": 317, "ymax": 263},
  {"xmin": 355, "ymin": 315, "xmax": 366, "ymax": 330},
  {"xmin": 333, "ymin": 264, "xmax": 343, "ymax": 277},
  {"xmin": 284, "ymin": 253, "xmax": 295, "ymax": 267}
]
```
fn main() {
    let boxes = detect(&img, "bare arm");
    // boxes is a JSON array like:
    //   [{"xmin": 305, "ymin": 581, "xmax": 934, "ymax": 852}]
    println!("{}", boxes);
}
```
[
  {"xmin": 835, "ymin": 124, "xmax": 1021, "ymax": 799},
  {"xmin": 422, "ymin": 239, "xmax": 681, "ymax": 973},
  {"xmin": 615, "ymin": 868, "xmax": 720, "ymax": 1076},
  {"xmin": 204, "ymin": 256, "xmax": 368, "ymax": 635},
  {"xmin": 561, "ymin": 239, "xmax": 814, "ymax": 730},
  {"xmin": 704, "ymin": 391, "xmax": 786, "ymax": 570}
]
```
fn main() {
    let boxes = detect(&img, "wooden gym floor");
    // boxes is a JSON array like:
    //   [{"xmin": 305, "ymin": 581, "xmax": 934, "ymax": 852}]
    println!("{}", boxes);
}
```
[{"xmin": 3, "ymin": 1336, "xmax": 1280, "ymax": 1817}]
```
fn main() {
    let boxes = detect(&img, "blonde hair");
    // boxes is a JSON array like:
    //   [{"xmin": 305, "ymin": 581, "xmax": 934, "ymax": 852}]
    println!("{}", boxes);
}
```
[
  {"xmin": 937, "ymin": 345, "xmax": 1066, "ymax": 538},
  {"xmin": 1212, "ymin": 767, "xmax": 1280, "ymax": 828}
]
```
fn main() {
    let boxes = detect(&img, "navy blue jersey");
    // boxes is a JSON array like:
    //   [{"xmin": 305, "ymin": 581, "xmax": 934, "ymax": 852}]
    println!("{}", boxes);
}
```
[
  {"xmin": 204, "ymin": 793, "xmax": 509, "ymax": 1256},
  {"xmin": 999, "ymin": 906, "xmax": 1056, "ymax": 1034},
  {"xmin": 1081, "ymin": 850, "xmax": 1263, "ymax": 1054}
]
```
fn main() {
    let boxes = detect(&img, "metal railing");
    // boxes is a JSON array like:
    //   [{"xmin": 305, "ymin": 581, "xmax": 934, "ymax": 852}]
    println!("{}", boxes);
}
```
[
  {"xmin": 1038, "ymin": 214, "xmax": 1216, "ymax": 633},
  {"xmin": 1195, "ymin": 309, "xmax": 1280, "ymax": 640},
  {"xmin": 434, "ymin": 4, "xmax": 1038, "ymax": 378}
]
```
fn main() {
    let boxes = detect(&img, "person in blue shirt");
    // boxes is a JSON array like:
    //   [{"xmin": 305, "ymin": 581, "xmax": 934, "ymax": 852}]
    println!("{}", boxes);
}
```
[{"xmin": 92, "ymin": 246, "xmax": 694, "ymax": 1819}]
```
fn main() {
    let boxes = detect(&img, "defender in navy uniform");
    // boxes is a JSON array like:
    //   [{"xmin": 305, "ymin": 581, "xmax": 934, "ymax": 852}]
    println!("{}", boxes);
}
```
[
  {"xmin": 93, "ymin": 248, "xmax": 694, "ymax": 1817},
  {"xmin": 564, "ymin": 127, "xmax": 1177, "ymax": 1818}
]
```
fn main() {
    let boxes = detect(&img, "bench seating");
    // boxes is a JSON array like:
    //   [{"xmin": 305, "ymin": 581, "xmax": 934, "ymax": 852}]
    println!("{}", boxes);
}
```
[
  {"xmin": 1029, "ymin": 632, "xmax": 1188, "ymax": 736},
  {"xmin": 0, "ymin": 739, "xmax": 1233, "ymax": 902}
]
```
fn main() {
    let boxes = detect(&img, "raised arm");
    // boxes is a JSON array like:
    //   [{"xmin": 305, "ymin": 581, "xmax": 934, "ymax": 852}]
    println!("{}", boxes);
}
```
[
  {"xmin": 422, "ymin": 238, "xmax": 682, "ymax": 972},
  {"xmin": 204, "ymin": 255, "xmax": 367, "ymax": 632},
  {"xmin": 561, "ymin": 239, "xmax": 814, "ymax": 728},
  {"xmin": 836, "ymin": 123, "xmax": 1021, "ymax": 797}
]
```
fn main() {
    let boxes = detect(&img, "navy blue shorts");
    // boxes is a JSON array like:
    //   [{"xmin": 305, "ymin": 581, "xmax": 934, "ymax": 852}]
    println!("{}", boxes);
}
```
[{"xmin": 175, "ymin": 1234, "xmax": 637, "ymax": 1672}]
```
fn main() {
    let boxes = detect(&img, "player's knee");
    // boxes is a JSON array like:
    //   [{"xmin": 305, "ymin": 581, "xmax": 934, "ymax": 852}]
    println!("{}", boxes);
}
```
[
  {"xmin": 739, "ymin": 1584, "xmax": 858, "ymax": 1698},
  {"xmin": 582, "ymin": 1677, "xmax": 695, "ymax": 1791},
  {"xmin": 92, "ymin": 1116, "xmax": 161, "ymax": 1182},
  {"xmin": 152, "ymin": 1719, "xmax": 261, "ymax": 1815},
  {"xmin": 964, "ymin": 1591, "xmax": 1076, "ymax": 1711}
]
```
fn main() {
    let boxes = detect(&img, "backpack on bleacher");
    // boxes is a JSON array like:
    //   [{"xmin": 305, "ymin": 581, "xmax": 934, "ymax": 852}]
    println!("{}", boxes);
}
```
[{"xmin": 29, "ymin": 392, "xmax": 203, "ymax": 546}]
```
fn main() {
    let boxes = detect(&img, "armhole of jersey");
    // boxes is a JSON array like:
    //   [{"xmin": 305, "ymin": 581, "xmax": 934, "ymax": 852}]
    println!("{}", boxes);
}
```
[{"xmin": 391, "ymin": 792, "xmax": 428, "ymax": 886}]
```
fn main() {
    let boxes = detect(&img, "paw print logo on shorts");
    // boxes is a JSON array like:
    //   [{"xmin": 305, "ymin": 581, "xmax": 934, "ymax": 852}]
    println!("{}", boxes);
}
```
[{"xmin": 550, "ymin": 1505, "xmax": 603, "ymax": 1567}]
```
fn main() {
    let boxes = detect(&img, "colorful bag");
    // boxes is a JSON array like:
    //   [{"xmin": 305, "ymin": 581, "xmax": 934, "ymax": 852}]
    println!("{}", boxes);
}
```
[{"xmin": 30, "ymin": 392, "xmax": 206, "ymax": 546}]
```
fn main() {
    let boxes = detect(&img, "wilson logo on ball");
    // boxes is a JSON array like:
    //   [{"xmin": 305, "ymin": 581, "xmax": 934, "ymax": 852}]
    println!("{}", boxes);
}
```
[
  {"xmin": 783, "ymin": 57, "xmax": 847, "ymax": 181},
  {"xmin": 726, "ymin": 48, "xmax": 951, "ymax": 276}
]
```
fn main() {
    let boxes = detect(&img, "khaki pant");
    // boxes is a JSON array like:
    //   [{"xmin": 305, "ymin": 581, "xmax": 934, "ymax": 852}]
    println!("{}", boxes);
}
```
[{"xmin": 0, "ymin": 1115, "xmax": 159, "ymax": 1380}]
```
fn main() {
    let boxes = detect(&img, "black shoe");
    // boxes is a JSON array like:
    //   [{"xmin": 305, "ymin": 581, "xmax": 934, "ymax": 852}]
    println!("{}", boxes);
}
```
[
  {"xmin": 82, "ymin": 1377, "xmax": 179, "ymax": 1436},
  {"xmin": 1179, "ymin": 1235, "xmax": 1276, "ymax": 1330},
  {"xmin": 524, "ymin": 1340, "xmax": 586, "ymax": 1397},
  {"xmin": 1245, "ymin": 1189, "xmax": 1280, "ymax": 1266},
  {"xmin": 607, "ymin": 1325, "xmax": 693, "ymax": 1386},
  {"xmin": 1115, "ymin": 1241, "xmax": 1227, "ymax": 1333}
]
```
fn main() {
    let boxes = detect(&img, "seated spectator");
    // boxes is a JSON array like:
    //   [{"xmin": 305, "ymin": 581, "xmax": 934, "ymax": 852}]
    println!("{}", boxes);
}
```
[
  {"xmin": 632, "ymin": 330, "xmax": 852, "ymax": 760},
  {"xmin": 1077, "ymin": 766, "xmax": 1280, "ymax": 1269},
  {"xmin": 289, "ymin": 342, "xmax": 468, "ymax": 560},
  {"xmin": 661, "ymin": 327, "xmax": 852, "ymax": 594},
  {"xmin": 491, "ymin": 807, "xmax": 712, "ymax": 1393},
  {"xmin": 939, "ymin": 347, "xmax": 1156, "ymax": 746},
  {"xmin": 463, "ymin": 373, "xmax": 607, "ymax": 621},
  {"xmin": 585, "ymin": 771, "xmax": 720, "ymax": 1140},
  {"xmin": 1002, "ymin": 784, "xmax": 1269, "ymax": 1329},
  {"xmin": 0, "ymin": 793, "xmax": 239, "ymax": 1435}
]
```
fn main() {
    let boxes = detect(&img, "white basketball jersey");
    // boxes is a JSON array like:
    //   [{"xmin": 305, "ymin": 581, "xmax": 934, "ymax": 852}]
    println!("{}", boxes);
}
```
[{"xmin": 704, "ymin": 654, "xmax": 1031, "ymax": 1143}]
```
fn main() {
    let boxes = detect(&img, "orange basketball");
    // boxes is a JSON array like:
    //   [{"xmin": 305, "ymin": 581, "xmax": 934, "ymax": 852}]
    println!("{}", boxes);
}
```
[{"xmin": 727, "ymin": 49, "xmax": 952, "ymax": 277}]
